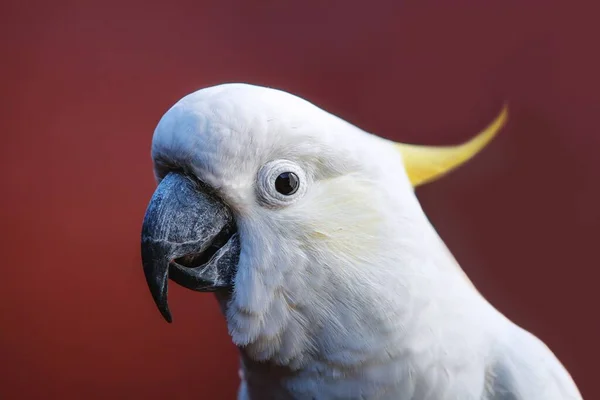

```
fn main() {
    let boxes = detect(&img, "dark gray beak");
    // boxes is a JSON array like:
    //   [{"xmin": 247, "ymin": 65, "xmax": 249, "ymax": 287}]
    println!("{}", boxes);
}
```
[{"xmin": 141, "ymin": 172, "xmax": 240, "ymax": 323}]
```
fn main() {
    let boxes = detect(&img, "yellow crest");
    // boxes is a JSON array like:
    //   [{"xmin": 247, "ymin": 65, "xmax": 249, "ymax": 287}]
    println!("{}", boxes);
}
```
[{"xmin": 395, "ymin": 105, "xmax": 508, "ymax": 187}]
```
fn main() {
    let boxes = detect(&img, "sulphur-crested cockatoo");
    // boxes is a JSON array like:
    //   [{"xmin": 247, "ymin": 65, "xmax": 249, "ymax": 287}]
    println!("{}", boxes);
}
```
[{"xmin": 141, "ymin": 83, "xmax": 582, "ymax": 399}]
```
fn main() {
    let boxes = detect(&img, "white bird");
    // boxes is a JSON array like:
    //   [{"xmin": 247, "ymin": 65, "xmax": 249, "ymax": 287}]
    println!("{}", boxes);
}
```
[{"xmin": 140, "ymin": 83, "xmax": 582, "ymax": 399}]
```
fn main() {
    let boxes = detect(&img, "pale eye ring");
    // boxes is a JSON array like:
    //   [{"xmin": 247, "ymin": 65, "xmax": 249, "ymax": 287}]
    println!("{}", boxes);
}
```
[{"xmin": 256, "ymin": 160, "xmax": 307, "ymax": 207}]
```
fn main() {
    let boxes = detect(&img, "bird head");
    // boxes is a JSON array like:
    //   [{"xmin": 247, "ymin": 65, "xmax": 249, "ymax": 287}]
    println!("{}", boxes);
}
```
[{"xmin": 141, "ymin": 83, "xmax": 507, "ymax": 366}]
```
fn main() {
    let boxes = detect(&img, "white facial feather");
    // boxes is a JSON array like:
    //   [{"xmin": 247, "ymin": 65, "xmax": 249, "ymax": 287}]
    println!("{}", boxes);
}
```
[
  {"xmin": 151, "ymin": 83, "xmax": 582, "ymax": 400},
  {"xmin": 152, "ymin": 83, "xmax": 430, "ymax": 354}
]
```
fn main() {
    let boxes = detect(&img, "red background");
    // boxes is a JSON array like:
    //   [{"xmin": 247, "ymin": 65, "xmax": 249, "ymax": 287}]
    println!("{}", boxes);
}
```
[{"xmin": 1, "ymin": 1, "xmax": 598, "ymax": 399}]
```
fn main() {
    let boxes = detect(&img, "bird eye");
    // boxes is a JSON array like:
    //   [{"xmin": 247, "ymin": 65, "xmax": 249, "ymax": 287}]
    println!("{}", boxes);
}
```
[
  {"xmin": 275, "ymin": 172, "xmax": 299, "ymax": 195},
  {"xmin": 256, "ymin": 160, "xmax": 307, "ymax": 207}
]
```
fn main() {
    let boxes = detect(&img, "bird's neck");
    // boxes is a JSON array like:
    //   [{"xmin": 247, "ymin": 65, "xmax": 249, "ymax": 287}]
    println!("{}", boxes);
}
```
[
  {"xmin": 213, "ymin": 210, "xmax": 494, "ymax": 398},
  {"xmin": 215, "ymin": 254, "xmax": 489, "ymax": 399},
  {"xmin": 235, "ymin": 340, "xmax": 416, "ymax": 399}
]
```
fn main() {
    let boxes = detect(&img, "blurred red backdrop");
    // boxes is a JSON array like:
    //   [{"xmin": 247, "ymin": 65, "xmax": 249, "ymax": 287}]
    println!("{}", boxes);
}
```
[{"xmin": 1, "ymin": 1, "xmax": 598, "ymax": 399}]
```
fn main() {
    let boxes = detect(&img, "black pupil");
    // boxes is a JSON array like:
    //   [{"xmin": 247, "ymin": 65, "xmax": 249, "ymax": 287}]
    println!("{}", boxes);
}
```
[{"xmin": 275, "ymin": 172, "xmax": 299, "ymax": 195}]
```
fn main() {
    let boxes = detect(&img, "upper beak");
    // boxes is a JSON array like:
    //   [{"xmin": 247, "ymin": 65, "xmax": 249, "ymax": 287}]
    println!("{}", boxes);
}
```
[{"xmin": 141, "ymin": 172, "xmax": 240, "ymax": 323}]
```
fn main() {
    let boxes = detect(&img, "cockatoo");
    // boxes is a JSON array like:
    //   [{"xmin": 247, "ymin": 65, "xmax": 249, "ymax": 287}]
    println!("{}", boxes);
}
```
[{"xmin": 140, "ymin": 83, "xmax": 582, "ymax": 399}]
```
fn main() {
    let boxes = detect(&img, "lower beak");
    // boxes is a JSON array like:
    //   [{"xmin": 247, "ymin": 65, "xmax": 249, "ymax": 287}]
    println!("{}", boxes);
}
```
[{"xmin": 141, "ymin": 172, "xmax": 240, "ymax": 323}]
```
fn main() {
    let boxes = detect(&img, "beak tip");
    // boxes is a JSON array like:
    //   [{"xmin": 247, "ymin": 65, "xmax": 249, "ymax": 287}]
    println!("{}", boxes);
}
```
[
  {"xmin": 156, "ymin": 292, "xmax": 173, "ymax": 324},
  {"xmin": 157, "ymin": 300, "xmax": 173, "ymax": 323}
]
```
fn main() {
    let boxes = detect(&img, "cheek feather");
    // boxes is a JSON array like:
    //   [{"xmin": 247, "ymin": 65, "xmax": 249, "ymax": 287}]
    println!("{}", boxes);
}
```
[{"xmin": 291, "ymin": 175, "xmax": 388, "ymax": 262}]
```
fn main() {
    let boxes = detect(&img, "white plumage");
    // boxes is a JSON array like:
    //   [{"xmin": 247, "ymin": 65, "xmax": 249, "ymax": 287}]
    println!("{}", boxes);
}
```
[{"xmin": 151, "ymin": 83, "xmax": 582, "ymax": 399}]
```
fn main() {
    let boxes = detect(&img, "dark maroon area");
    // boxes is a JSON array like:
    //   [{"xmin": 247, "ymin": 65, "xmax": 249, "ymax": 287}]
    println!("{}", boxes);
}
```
[{"xmin": 1, "ymin": 1, "xmax": 598, "ymax": 399}]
